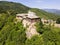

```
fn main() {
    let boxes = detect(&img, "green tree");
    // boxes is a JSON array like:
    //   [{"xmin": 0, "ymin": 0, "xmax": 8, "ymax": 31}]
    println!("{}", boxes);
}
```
[
  {"xmin": 56, "ymin": 18, "xmax": 60, "ymax": 24},
  {"xmin": 36, "ymin": 19, "xmax": 44, "ymax": 34},
  {"xmin": 43, "ymin": 30, "xmax": 60, "ymax": 45},
  {"xmin": 25, "ymin": 35, "xmax": 44, "ymax": 45}
]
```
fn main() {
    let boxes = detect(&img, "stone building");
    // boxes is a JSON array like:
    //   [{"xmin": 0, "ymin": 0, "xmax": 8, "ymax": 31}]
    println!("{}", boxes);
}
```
[
  {"xmin": 41, "ymin": 18, "xmax": 55, "ymax": 26},
  {"xmin": 16, "ymin": 11, "xmax": 40, "ymax": 39}
]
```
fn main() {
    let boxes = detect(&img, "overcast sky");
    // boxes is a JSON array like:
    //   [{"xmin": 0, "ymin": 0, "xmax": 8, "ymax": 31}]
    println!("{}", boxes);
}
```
[{"xmin": 0, "ymin": 0, "xmax": 60, "ymax": 9}]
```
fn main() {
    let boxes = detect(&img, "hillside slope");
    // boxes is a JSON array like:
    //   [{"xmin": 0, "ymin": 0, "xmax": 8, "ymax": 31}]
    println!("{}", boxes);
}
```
[
  {"xmin": 0, "ymin": 1, "xmax": 30, "ymax": 14},
  {"xmin": 30, "ymin": 8, "xmax": 60, "ymax": 20}
]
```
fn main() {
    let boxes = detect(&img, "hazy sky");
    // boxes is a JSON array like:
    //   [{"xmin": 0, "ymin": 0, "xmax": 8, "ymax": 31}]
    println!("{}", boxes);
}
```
[{"xmin": 0, "ymin": 0, "xmax": 60, "ymax": 9}]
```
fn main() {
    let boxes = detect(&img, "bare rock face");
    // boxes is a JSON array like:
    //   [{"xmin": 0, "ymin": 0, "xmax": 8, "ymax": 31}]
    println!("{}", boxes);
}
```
[
  {"xmin": 16, "ymin": 11, "xmax": 40, "ymax": 39},
  {"xmin": 22, "ymin": 19, "xmax": 39, "ymax": 39},
  {"xmin": 26, "ymin": 22, "xmax": 39, "ymax": 39}
]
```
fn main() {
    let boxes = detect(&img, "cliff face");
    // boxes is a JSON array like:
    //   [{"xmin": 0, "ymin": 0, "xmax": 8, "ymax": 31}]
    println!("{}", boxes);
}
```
[
  {"xmin": 16, "ymin": 11, "xmax": 40, "ymax": 39},
  {"xmin": 25, "ymin": 21, "xmax": 39, "ymax": 39},
  {"xmin": 22, "ymin": 18, "xmax": 39, "ymax": 39}
]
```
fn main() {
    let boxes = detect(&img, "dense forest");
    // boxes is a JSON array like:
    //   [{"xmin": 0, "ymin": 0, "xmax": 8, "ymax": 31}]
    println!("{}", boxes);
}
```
[{"xmin": 0, "ymin": 1, "xmax": 60, "ymax": 45}]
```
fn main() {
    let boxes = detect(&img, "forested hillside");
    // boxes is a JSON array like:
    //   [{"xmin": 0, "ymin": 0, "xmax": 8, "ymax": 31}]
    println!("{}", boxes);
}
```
[
  {"xmin": 0, "ymin": 1, "xmax": 30, "ymax": 14},
  {"xmin": 0, "ymin": 1, "xmax": 60, "ymax": 45},
  {"xmin": 30, "ymin": 8, "xmax": 60, "ymax": 20}
]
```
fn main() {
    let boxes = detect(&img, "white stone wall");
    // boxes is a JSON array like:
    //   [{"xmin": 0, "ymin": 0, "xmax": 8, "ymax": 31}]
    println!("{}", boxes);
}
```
[
  {"xmin": 22, "ymin": 19, "xmax": 27, "ymax": 27},
  {"xmin": 55, "ymin": 24, "xmax": 60, "ymax": 28}
]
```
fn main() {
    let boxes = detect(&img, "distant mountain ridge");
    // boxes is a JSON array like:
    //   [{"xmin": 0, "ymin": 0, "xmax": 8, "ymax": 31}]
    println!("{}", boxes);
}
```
[{"xmin": 43, "ymin": 9, "xmax": 60, "ymax": 14}]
